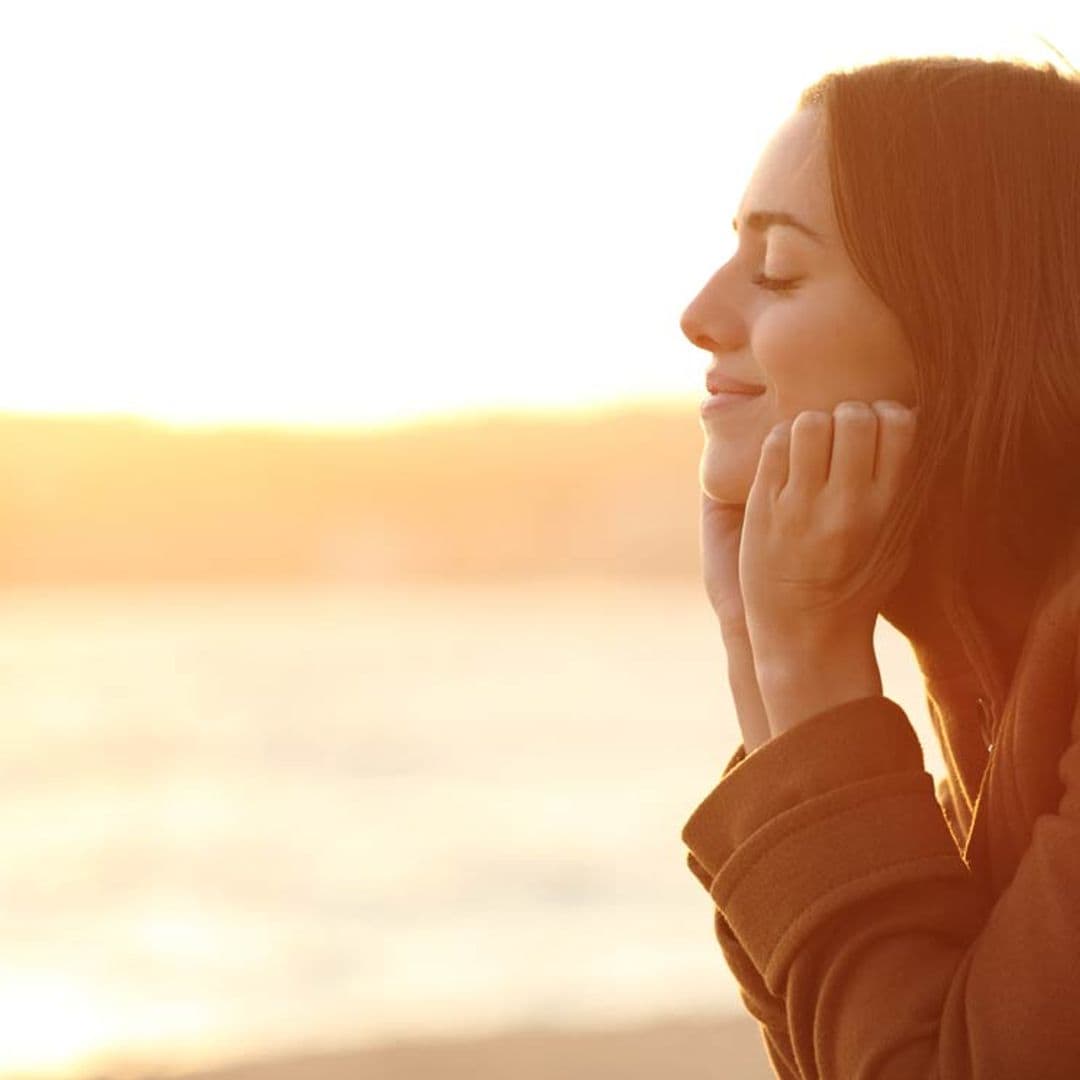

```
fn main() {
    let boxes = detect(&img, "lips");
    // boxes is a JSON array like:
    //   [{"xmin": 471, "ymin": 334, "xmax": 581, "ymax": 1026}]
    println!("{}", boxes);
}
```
[{"xmin": 705, "ymin": 372, "xmax": 766, "ymax": 396}]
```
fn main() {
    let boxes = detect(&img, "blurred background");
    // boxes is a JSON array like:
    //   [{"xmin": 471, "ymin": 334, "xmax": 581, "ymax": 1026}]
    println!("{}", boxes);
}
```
[{"xmin": 0, "ymin": 2, "xmax": 1075, "ymax": 1078}]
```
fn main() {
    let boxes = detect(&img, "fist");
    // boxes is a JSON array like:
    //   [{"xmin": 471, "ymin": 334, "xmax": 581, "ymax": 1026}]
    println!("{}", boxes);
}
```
[{"xmin": 739, "ymin": 399, "xmax": 919, "ymax": 648}]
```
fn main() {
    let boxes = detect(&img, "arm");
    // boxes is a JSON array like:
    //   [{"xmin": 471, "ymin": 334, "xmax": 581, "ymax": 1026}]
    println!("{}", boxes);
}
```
[
  {"xmin": 691, "ymin": 401, "xmax": 921, "ymax": 1074},
  {"xmin": 702, "ymin": 628, "xmax": 886, "ymax": 1075},
  {"xmin": 683, "ymin": 688, "xmax": 1080, "ymax": 1079},
  {"xmin": 752, "ymin": 628, "xmax": 882, "ymax": 742},
  {"xmin": 687, "ymin": 742, "xmax": 801, "ymax": 1079},
  {"xmin": 723, "ymin": 626, "xmax": 773, "ymax": 755},
  {"xmin": 682, "ymin": 629, "xmax": 801, "ymax": 1077}
]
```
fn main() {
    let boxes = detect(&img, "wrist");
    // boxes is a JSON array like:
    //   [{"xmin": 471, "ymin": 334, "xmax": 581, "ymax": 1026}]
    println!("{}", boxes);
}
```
[
  {"xmin": 752, "ymin": 632, "xmax": 881, "ymax": 739},
  {"xmin": 746, "ymin": 608, "xmax": 875, "ymax": 659},
  {"xmin": 719, "ymin": 617, "xmax": 753, "ymax": 648},
  {"xmin": 720, "ymin": 629, "xmax": 772, "ymax": 755}
]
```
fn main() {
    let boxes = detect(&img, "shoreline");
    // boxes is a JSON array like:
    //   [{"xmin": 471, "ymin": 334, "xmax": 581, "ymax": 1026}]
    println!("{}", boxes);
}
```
[{"xmin": 99, "ymin": 1012, "xmax": 775, "ymax": 1080}]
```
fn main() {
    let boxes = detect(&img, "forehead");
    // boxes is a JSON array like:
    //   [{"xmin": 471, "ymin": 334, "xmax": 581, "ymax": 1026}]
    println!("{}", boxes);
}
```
[{"xmin": 735, "ymin": 107, "xmax": 835, "ymax": 240}]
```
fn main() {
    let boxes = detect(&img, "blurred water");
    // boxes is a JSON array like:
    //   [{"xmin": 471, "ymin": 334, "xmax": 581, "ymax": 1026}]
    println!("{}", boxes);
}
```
[{"xmin": 0, "ymin": 580, "xmax": 939, "ymax": 1076}]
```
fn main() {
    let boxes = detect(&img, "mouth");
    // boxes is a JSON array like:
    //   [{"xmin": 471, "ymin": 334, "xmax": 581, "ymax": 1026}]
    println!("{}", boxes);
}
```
[
  {"xmin": 700, "ymin": 387, "xmax": 766, "ymax": 417},
  {"xmin": 705, "ymin": 370, "xmax": 766, "ymax": 396}
]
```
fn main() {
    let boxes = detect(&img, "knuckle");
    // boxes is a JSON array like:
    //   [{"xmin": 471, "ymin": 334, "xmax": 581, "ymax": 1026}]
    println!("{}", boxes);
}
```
[
  {"xmin": 834, "ymin": 400, "xmax": 875, "ymax": 422},
  {"xmin": 792, "ymin": 410, "xmax": 830, "ymax": 431},
  {"xmin": 874, "ymin": 400, "xmax": 916, "ymax": 423}
]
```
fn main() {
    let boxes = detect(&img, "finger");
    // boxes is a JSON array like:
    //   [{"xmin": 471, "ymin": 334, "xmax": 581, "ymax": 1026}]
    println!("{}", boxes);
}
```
[
  {"xmin": 786, "ymin": 410, "xmax": 832, "ymax": 492},
  {"xmin": 828, "ymin": 401, "xmax": 878, "ymax": 488},
  {"xmin": 872, "ymin": 400, "xmax": 918, "ymax": 490},
  {"xmin": 754, "ymin": 420, "xmax": 792, "ymax": 496}
]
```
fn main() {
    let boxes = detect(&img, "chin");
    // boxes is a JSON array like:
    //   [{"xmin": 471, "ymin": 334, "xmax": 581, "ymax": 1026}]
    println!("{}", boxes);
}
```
[{"xmin": 698, "ymin": 441, "xmax": 755, "ymax": 506}]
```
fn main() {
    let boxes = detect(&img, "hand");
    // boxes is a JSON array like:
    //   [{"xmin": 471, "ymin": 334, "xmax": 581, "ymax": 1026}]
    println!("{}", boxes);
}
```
[
  {"xmin": 700, "ymin": 492, "xmax": 772, "ymax": 750},
  {"xmin": 740, "ymin": 399, "xmax": 918, "ymax": 656},
  {"xmin": 700, "ymin": 492, "xmax": 751, "ymax": 643}
]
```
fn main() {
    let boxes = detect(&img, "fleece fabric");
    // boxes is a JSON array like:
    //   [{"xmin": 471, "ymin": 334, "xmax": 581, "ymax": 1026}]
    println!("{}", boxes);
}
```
[{"xmin": 681, "ymin": 531, "xmax": 1080, "ymax": 1079}]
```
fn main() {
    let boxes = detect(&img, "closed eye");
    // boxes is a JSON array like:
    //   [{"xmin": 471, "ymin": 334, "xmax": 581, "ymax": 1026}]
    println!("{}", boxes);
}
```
[{"xmin": 751, "ymin": 272, "xmax": 799, "ymax": 294}]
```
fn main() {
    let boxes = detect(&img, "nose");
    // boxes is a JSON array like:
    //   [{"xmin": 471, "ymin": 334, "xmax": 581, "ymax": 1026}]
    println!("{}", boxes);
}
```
[{"xmin": 680, "ymin": 267, "xmax": 746, "ymax": 354}]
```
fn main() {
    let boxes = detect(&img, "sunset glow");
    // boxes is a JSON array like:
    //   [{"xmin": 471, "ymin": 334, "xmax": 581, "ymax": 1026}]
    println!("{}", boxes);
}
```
[
  {"xmin": 3, "ymin": 3, "xmax": 1080, "ymax": 1077},
  {"xmin": 2, "ymin": 3, "xmax": 1074, "ymax": 431},
  {"xmin": 0, "ymin": 973, "xmax": 111, "ymax": 1074}
]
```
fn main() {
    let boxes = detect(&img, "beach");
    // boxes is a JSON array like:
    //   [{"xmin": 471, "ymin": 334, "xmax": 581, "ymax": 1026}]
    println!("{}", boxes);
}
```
[
  {"xmin": 165, "ymin": 1013, "xmax": 774, "ymax": 1080},
  {"xmin": 0, "ymin": 580, "xmax": 932, "ymax": 1078}
]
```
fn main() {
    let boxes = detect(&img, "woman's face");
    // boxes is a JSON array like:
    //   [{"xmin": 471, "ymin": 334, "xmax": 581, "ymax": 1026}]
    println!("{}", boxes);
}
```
[{"xmin": 680, "ymin": 105, "xmax": 917, "ymax": 506}]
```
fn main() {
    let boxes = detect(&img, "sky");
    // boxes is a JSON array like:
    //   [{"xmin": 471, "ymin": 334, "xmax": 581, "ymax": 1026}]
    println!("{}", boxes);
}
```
[{"xmin": 0, "ymin": 1, "xmax": 1077, "ymax": 431}]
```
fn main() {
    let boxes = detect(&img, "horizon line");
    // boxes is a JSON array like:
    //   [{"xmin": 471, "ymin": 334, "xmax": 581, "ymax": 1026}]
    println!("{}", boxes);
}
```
[{"xmin": 0, "ymin": 393, "xmax": 701, "ymax": 436}]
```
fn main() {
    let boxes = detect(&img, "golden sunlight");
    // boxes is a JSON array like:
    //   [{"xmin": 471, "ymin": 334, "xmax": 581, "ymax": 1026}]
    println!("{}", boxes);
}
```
[
  {"xmin": 0, "ymin": 974, "xmax": 111, "ymax": 1075},
  {"xmin": 4, "ymin": 5, "xmax": 1067, "ymax": 431},
  {"xmin": 0, "ymin": 4, "xmax": 1076, "ymax": 1079}
]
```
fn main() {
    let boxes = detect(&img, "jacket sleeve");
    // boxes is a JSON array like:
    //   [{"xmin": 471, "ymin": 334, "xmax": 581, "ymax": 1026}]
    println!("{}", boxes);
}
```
[
  {"xmin": 681, "ymin": 692, "xmax": 1080, "ymax": 1080},
  {"xmin": 687, "ymin": 743, "xmax": 801, "ymax": 1079}
]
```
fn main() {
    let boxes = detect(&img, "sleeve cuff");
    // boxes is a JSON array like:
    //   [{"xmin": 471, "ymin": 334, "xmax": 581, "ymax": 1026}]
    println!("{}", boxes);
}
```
[
  {"xmin": 681, "ymin": 696, "xmax": 964, "ymax": 981},
  {"xmin": 685, "ymin": 740, "xmax": 748, "ymax": 891},
  {"xmin": 681, "ymin": 695, "xmax": 925, "ymax": 883}
]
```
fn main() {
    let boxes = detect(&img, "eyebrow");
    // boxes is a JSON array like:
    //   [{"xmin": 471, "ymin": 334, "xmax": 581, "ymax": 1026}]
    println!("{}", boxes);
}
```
[{"xmin": 731, "ymin": 210, "xmax": 825, "ymax": 245}]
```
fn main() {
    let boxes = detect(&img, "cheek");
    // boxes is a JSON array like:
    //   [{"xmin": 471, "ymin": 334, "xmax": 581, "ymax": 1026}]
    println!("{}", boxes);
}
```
[
  {"xmin": 752, "ymin": 303, "xmax": 842, "ymax": 407},
  {"xmin": 752, "ymin": 295, "xmax": 912, "ymax": 408}
]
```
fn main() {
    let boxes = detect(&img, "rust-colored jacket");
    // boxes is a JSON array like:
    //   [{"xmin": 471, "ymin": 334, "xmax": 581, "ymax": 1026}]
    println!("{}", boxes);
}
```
[{"xmin": 681, "ymin": 534, "xmax": 1080, "ymax": 1079}]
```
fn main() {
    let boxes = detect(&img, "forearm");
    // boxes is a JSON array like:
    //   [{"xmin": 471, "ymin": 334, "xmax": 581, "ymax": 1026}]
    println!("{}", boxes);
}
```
[
  {"xmin": 722, "ymin": 629, "xmax": 772, "ymax": 754},
  {"xmin": 752, "ymin": 628, "xmax": 882, "ymax": 740}
]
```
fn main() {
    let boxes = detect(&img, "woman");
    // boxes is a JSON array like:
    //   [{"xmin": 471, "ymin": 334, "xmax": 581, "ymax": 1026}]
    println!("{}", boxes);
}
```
[{"xmin": 678, "ymin": 57, "xmax": 1080, "ymax": 1079}]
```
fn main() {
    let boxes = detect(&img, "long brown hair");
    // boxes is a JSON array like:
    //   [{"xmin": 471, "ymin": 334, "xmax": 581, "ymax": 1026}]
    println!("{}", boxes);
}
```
[{"xmin": 799, "ymin": 57, "xmax": 1080, "ymax": 621}]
